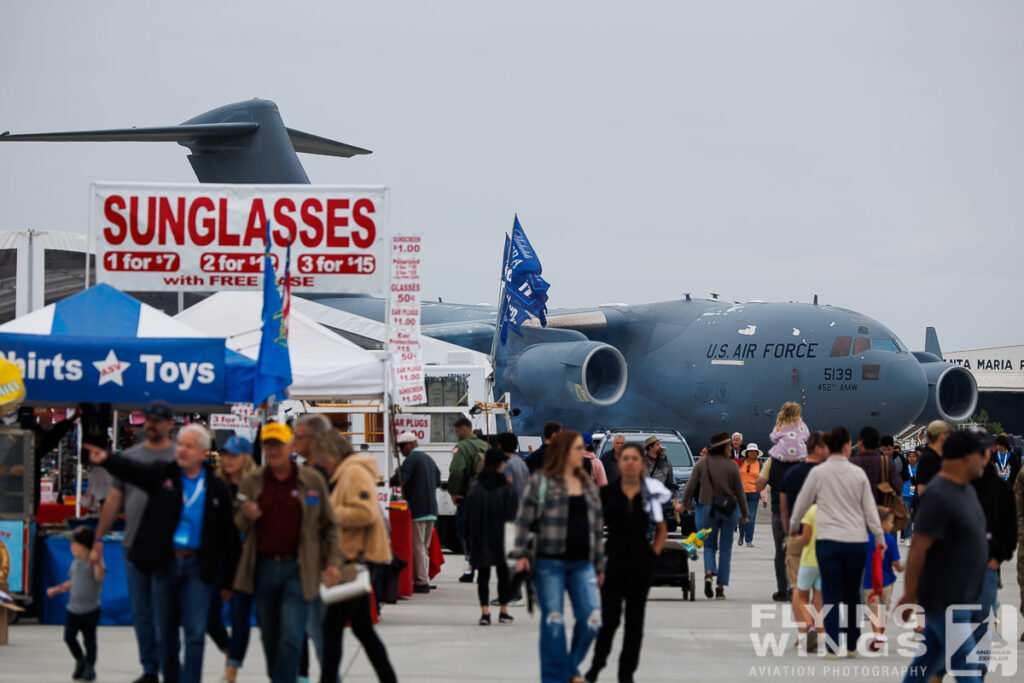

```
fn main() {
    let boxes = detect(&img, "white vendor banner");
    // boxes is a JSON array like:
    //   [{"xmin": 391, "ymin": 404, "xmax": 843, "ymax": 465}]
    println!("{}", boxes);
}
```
[
  {"xmin": 90, "ymin": 182, "xmax": 388, "ymax": 294},
  {"xmin": 387, "ymin": 234, "xmax": 425, "ymax": 406},
  {"xmin": 394, "ymin": 414, "xmax": 431, "ymax": 443}
]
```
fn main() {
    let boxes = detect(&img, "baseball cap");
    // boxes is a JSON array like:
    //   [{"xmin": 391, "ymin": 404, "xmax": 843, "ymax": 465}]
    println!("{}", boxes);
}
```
[
  {"xmin": 221, "ymin": 435, "xmax": 253, "ymax": 455},
  {"xmin": 260, "ymin": 421, "xmax": 293, "ymax": 443},
  {"xmin": 925, "ymin": 420, "xmax": 950, "ymax": 440},
  {"xmin": 396, "ymin": 431, "xmax": 418, "ymax": 445},
  {"xmin": 144, "ymin": 399, "xmax": 174, "ymax": 421},
  {"xmin": 942, "ymin": 430, "xmax": 981, "ymax": 460},
  {"xmin": 581, "ymin": 432, "xmax": 594, "ymax": 448}
]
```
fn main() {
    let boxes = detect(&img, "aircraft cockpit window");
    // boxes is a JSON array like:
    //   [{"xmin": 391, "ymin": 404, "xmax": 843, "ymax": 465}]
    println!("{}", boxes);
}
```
[
  {"xmin": 852, "ymin": 337, "xmax": 871, "ymax": 355},
  {"xmin": 870, "ymin": 339, "xmax": 900, "ymax": 353},
  {"xmin": 830, "ymin": 337, "xmax": 852, "ymax": 357}
]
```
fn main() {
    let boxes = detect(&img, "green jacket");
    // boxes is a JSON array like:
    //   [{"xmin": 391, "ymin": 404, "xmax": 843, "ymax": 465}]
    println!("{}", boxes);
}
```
[{"xmin": 448, "ymin": 434, "xmax": 489, "ymax": 497}]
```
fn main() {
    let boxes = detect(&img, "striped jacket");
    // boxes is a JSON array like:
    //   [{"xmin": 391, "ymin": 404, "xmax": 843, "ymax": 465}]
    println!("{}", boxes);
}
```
[{"xmin": 511, "ymin": 472, "xmax": 606, "ymax": 573}]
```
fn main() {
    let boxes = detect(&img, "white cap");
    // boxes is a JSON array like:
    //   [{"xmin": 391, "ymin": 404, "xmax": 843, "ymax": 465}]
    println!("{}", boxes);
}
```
[
  {"xmin": 744, "ymin": 443, "xmax": 763, "ymax": 456},
  {"xmin": 396, "ymin": 432, "xmax": 418, "ymax": 445}
]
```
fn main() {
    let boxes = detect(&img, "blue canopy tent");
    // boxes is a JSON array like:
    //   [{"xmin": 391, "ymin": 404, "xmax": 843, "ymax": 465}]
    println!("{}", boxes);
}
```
[
  {"xmin": 0, "ymin": 284, "xmax": 254, "ymax": 408},
  {"xmin": 0, "ymin": 284, "xmax": 256, "ymax": 626}
]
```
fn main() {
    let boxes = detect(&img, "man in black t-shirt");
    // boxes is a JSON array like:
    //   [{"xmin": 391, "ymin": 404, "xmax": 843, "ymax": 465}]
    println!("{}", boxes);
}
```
[
  {"xmin": 525, "ymin": 421, "xmax": 561, "ymax": 473},
  {"xmin": 898, "ymin": 430, "xmax": 987, "ymax": 681}
]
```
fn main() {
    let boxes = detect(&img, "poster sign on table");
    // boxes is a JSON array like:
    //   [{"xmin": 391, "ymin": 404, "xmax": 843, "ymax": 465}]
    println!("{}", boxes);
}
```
[
  {"xmin": 387, "ymin": 234, "xmax": 425, "ymax": 406},
  {"xmin": 209, "ymin": 403, "xmax": 261, "ymax": 436},
  {"xmin": 393, "ymin": 414, "xmax": 430, "ymax": 443},
  {"xmin": 90, "ymin": 182, "xmax": 388, "ymax": 294},
  {"xmin": 0, "ymin": 520, "xmax": 26, "ymax": 593}
]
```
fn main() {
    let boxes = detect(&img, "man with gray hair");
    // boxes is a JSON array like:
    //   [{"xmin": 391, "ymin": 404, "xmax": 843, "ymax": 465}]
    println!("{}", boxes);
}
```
[
  {"xmin": 600, "ymin": 433, "xmax": 625, "ymax": 483},
  {"xmin": 85, "ymin": 423, "xmax": 236, "ymax": 683},
  {"xmin": 293, "ymin": 413, "xmax": 332, "ymax": 464},
  {"xmin": 730, "ymin": 432, "xmax": 745, "ymax": 461}
]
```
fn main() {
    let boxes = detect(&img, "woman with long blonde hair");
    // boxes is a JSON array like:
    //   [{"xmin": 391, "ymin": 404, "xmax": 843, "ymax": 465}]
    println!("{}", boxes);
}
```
[{"xmin": 769, "ymin": 402, "xmax": 809, "ymax": 462}]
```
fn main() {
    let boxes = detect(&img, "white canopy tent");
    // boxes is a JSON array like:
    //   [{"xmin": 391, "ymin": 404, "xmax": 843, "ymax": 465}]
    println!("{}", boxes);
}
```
[{"xmin": 176, "ymin": 292, "xmax": 387, "ymax": 400}]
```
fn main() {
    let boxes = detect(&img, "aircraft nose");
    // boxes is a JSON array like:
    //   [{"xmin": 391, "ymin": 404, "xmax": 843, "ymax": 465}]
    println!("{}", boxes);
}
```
[{"xmin": 881, "ymin": 356, "xmax": 928, "ymax": 425}]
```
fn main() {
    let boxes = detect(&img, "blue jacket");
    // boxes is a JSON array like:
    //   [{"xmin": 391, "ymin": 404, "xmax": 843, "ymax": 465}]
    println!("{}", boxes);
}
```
[{"xmin": 391, "ymin": 448, "xmax": 441, "ymax": 519}]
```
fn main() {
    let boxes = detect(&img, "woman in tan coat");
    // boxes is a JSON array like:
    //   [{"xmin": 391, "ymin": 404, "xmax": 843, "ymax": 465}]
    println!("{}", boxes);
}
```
[{"xmin": 314, "ymin": 431, "xmax": 397, "ymax": 683}]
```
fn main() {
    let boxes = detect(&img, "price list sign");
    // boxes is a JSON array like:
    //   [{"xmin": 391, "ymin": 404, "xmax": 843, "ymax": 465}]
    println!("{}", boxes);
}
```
[{"xmin": 387, "ymin": 234, "xmax": 425, "ymax": 406}]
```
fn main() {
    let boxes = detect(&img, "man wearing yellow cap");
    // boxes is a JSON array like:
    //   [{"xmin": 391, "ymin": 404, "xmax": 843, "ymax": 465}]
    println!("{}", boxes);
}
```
[{"xmin": 232, "ymin": 422, "xmax": 342, "ymax": 683}]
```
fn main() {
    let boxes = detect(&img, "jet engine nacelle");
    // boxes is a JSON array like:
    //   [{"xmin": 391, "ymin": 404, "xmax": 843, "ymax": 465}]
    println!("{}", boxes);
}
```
[
  {"xmin": 913, "ymin": 353, "xmax": 978, "ymax": 424},
  {"xmin": 504, "ymin": 341, "xmax": 628, "ymax": 408}
]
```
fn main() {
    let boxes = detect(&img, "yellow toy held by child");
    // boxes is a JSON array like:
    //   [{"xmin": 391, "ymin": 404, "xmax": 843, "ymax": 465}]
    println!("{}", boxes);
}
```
[{"xmin": 681, "ymin": 528, "xmax": 711, "ymax": 560}]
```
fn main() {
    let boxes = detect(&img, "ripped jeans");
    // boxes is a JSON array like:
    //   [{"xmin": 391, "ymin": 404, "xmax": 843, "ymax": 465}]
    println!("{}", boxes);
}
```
[{"xmin": 533, "ymin": 558, "xmax": 602, "ymax": 683}]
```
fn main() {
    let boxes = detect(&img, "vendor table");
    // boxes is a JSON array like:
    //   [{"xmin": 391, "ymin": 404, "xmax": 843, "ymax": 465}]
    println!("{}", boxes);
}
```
[{"xmin": 35, "ymin": 503, "xmax": 78, "ymax": 526}]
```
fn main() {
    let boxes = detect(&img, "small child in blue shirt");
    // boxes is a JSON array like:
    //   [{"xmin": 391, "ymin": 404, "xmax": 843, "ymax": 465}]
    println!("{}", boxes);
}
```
[{"xmin": 862, "ymin": 506, "xmax": 904, "ymax": 651}]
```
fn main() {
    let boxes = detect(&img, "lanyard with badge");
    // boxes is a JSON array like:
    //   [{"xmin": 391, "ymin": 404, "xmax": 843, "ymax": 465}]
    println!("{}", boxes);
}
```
[
  {"xmin": 173, "ymin": 473, "xmax": 205, "ymax": 548},
  {"xmin": 995, "ymin": 452, "xmax": 1010, "ymax": 481}
]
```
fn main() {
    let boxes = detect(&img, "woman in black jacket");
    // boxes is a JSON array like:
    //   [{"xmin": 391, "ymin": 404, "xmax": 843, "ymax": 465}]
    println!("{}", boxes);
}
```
[
  {"xmin": 464, "ymin": 448, "xmax": 519, "ymax": 625},
  {"xmin": 585, "ymin": 443, "xmax": 668, "ymax": 683}
]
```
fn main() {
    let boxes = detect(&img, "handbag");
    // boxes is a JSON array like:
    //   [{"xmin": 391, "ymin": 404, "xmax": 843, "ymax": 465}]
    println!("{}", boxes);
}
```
[
  {"xmin": 706, "ymin": 460, "xmax": 737, "ymax": 518},
  {"xmin": 319, "ymin": 562, "xmax": 371, "ymax": 605},
  {"xmin": 505, "ymin": 475, "xmax": 548, "ymax": 568},
  {"xmin": 877, "ymin": 455, "xmax": 910, "ymax": 533}
]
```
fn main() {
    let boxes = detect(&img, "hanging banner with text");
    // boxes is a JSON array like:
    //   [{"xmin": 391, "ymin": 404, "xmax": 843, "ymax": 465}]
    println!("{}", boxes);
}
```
[
  {"xmin": 90, "ymin": 182, "xmax": 388, "ymax": 294},
  {"xmin": 387, "ymin": 234, "xmax": 425, "ymax": 406}
]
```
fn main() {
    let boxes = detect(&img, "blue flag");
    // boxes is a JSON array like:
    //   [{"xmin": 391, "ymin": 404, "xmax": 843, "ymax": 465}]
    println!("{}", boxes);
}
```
[
  {"xmin": 499, "ymin": 215, "xmax": 550, "ymax": 344},
  {"xmin": 253, "ymin": 220, "xmax": 292, "ymax": 406}
]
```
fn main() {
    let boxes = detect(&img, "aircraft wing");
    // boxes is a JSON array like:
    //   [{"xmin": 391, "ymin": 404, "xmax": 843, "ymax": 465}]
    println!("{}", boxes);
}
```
[{"xmin": 0, "ymin": 122, "xmax": 259, "ymax": 143}]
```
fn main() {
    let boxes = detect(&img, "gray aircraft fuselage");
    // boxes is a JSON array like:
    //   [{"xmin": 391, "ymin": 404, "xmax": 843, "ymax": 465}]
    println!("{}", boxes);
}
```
[{"xmin": 2, "ymin": 99, "xmax": 977, "ymax": 444}]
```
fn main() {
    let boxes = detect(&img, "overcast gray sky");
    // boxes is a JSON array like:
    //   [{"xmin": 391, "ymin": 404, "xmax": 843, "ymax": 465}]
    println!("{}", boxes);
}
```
[{"xmin": 2, "ymin": 1, "xmax": 1022, "ymax": 351}]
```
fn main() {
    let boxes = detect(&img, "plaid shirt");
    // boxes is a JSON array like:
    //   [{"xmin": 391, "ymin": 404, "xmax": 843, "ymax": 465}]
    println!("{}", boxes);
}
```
[
  {"xmin": 512, "ymin": 472, "xmax": 606, "ymax": 573},
  {"xmin": 850, "ymin": 450, "xmax": 903, "ymax": 505}
]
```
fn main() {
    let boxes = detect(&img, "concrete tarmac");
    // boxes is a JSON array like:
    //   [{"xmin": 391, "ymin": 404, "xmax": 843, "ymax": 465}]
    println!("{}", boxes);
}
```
[{"xmin": 4, "ymin": 532, "xmax": 1022, "ymax": 681}]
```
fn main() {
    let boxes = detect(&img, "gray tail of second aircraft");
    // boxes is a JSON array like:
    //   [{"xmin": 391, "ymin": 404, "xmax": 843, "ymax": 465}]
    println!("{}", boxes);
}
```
[{"xmin": 0, "ymin": 98, "xmax": 370, "ymax": 184}]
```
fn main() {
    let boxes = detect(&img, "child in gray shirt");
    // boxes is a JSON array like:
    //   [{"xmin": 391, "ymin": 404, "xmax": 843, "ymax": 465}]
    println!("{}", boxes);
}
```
[{"xmin": 48, "ymin": 527, "xmax": 105, "ymax": 681}]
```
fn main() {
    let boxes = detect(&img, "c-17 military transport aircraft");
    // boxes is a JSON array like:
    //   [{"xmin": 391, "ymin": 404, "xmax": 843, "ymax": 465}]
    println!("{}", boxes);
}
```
[{"xmin": 1, "ymin": 99, "xmax": 978, "ymax": 445}]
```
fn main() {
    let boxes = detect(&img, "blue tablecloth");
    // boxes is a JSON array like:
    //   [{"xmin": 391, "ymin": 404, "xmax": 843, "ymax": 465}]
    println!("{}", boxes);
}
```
[{"xmin": 41, "ymin": 535, "xmax": 133, "ymax": 625}]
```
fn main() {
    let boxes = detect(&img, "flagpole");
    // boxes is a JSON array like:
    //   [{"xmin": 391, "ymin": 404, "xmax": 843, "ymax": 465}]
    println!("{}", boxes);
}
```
[{"xmin": 488, "ymin": 235, "xmax": 511, "ymax": 365}]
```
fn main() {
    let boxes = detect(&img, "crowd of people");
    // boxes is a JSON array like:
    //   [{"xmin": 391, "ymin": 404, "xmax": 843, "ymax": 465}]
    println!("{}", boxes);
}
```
[{"xmin": 47, "ymin": 398, "xmax": 1024, "ymax": 683}]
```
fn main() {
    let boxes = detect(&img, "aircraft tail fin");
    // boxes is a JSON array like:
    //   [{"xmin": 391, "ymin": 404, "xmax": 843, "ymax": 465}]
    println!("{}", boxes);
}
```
[
  {"xmin": 0, "ymin": 99, "xmax": 371, "ymax": 184},
  {"xmin": 924, "ymin": 327, "xmax": 942, "ymax": 358}
]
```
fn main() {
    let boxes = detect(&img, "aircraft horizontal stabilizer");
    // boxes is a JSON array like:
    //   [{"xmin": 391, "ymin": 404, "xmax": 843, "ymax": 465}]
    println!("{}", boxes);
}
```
[
  {"xmin": 0, "ymin": 122, "xmax": 259, "ymax": 143},
  {"xmin": 286, "ymin": 128, "xmax": 372, "ymax": 157}
]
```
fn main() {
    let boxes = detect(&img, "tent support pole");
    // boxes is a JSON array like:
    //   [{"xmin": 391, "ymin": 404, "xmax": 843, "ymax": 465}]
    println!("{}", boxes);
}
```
[{"xmin": 75, "ymin": 418, "xmax": 83, "ymax": 518}]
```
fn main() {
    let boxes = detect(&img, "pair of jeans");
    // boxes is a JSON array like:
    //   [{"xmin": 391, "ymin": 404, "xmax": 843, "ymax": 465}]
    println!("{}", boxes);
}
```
[
  {"xmin": 590, "ymin": 557, "xmax": 653, "ymax": 682},
  {"xmin": 320, "ymin": 594, "xmax": 397, "ymax": 683},
  {"xmin": 974, "ymin": 566, "xmax": 1000, "ymax": 646},
  {"xmin": 902, "ymin": 609, "xmax": 984, "ymax": 682},
  {"xmin": 477, "ymin": 564, "xmax": 511, "ymax": 606},
  {"xmin": 206, "ymin": 586, "xmax": 254, "ymax": 670},
  {"xmin": 300, "ymin": 596, "xmax": 330, "ymax": 681},
  {"xmin": 455, "ymin": 503, "xmax": 469, "ymax": 566},
  {"xmin": 901, "ymin": 496, "xmax": 915, "ymax": 539},
  {"xmin": 254, "ymin": 557, "xmax": 310, "ymax": 683},
  {"xmin": 152, "ymin": 554, "xmax": 213, "ymax": 683},
  {"xmin": 64, "ymin": 608, "xmax": 100, "ymax": 666},
  {"xmin": 412, "ymin": 520, "xmax": 434, "ymax": 586},
  {"xmin": 123, "ymin": 547, "xmax": 161, "ymax": 675},
  {"xmin": 698, "ymin": 504, "xmax": 739, "ymax": 585},
  {"xmin": 740, "ymin": 492, "xmax": 760, "ymax": 543},
  {"xmin": 533, "ymin": 558, "xmax": 602, "ymax": 683},
  {"xmin": 815, "ymin": 539, "xmax": 866, "ymax": 655},
  {"xmin": 771, "ymin": 512, "xmax": 788, "ymax": 594}
]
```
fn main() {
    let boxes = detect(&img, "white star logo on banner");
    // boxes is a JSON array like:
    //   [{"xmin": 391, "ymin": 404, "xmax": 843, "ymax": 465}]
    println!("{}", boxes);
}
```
[{"xmin": 93, "ymin": 350, "xmax": 131, "ymax": 387}]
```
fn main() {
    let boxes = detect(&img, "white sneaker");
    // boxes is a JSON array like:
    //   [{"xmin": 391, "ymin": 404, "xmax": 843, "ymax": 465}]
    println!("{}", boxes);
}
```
[{"xmin": 510, "ymin": 597, "xmax": 527, "ymax": 607}]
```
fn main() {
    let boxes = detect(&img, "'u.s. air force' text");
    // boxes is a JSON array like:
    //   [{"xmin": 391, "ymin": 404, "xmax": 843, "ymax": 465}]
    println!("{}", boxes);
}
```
[{"xmin": 707, "ymin": 342, "xmax": 819, "ymax": 360}]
